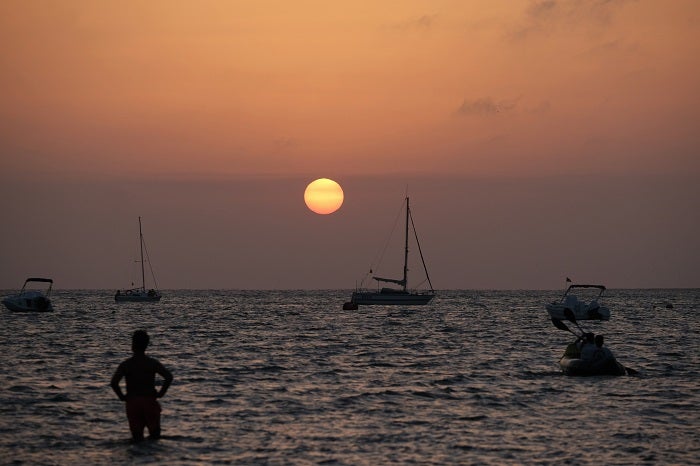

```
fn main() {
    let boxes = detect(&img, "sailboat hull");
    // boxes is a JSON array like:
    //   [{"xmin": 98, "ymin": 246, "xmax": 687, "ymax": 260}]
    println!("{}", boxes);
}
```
[
  {"xmin": 115, "ymin": 289, "xmax": 161, "ymax": 302},
  {"xmin": 351, "ymin": 290, "xmax": 435, "ymax": 306}
]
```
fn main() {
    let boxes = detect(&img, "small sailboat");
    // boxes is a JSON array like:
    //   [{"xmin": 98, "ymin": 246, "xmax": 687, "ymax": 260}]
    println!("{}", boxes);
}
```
[
  {"xmin": 344, "ymin": 197, "xmax": 435, "ymax": 308},
  {"xmin": 115, "ymin": 217, "xmax": 161, "ymax": 302},
  {"xmin": 2, "ymin": 278, "xmax": 54, "ymax": 312}
]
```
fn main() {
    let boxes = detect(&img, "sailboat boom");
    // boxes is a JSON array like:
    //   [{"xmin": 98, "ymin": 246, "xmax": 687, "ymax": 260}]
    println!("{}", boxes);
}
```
[{"xmin": 373, "ymin": 276, "xmax": 406, "ymax": 286}]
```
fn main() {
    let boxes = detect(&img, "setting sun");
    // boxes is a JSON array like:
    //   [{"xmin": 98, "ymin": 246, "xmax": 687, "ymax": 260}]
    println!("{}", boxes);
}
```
[{"xmin": 304, "ymin": 178, "xmax": 344, "ymax": 215}]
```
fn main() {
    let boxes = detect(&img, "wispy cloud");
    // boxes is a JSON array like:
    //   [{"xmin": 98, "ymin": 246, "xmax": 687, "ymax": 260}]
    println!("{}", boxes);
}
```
[
  {"xmin": 273, "ymin": 136, "xmax": 299, "ymax": 150},
  {"xmin": 576, "ymin": 39, "xmax": 641, "ymax": 59},
  {"xmin": 528, "ymin": 0, "xmax": 558, "ymax": 19},
  {"xmin": 509, "ymin": 0, "xmax": 632, "ymax": 41},
  {"xmin": 526, "ymin": 100, "xmax": 552, "ymax": 115},
  {"xmin": 456, "ymin": 97, "xmax": 519, "ymax": 117},
  {"xmin": 390, "ymin": 14, "xmax": 438, "ymax": 32}
]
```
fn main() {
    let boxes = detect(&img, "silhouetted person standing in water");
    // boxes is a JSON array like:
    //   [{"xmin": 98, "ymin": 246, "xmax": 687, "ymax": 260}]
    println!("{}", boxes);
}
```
[{"xmin": 111, "ymin": 330, "xmax": 173, "ymax": 442}]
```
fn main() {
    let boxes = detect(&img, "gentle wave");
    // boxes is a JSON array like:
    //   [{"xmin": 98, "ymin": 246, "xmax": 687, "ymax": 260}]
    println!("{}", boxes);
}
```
[{"xmin": 0, "ymin": 289, "xmax": 698, "ymax": 465}]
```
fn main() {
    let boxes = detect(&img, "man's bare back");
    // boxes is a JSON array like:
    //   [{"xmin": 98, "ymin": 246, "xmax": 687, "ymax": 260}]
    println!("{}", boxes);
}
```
[{"xmin": 112, "ymin": 354, "xmax": 171, "ymax": 398}]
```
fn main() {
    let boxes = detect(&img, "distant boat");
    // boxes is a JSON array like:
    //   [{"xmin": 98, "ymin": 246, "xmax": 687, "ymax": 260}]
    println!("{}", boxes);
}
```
[
  {"xmin": 553, "ymin": 311, "xmax": 633, "ymax": 376},
  {"xmin": 546, "ymin": 284, "xmax": 610, "ymax": 321},
  {"xmin": 344, "ymin": 197, "xmax": 435, "ymax": 308},
  {"xmin": 115, "ymin": 217, "xmax": 161, "ymax": 302},
  {"xmin": 2, "ymin": 278, "xmax": 54, "ymax": 312}
]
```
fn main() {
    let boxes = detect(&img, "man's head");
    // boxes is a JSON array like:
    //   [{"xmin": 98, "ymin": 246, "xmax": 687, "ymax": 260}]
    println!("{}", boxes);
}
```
[
  {"xmin": 132, "ymin": 330, "xmax": 149, "ymax": 353},
  {"xmin": 595, "ymin": 334, "xmax": 604, "ymax": 348}
]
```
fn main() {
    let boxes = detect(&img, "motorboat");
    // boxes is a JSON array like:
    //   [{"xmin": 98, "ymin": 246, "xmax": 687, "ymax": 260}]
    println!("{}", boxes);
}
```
[
  {"xmin": 2, "ymin": 278, "xmax": 54, "ymax": 312},
  {"xmin": 344, "ymin": 197, "xmax": 435, "ymax": 309},
  {"xmin": 552, "ymin": 317, "xmax": 635, "ymax": 376},
  {"xmin": 559, "ymin": 355, "xmax": 627, "ymax": 376},
  {"xmin": 559, "ymin": 342, "xmax": 627, "ymax": 376},
  {"xmin": 546, "ymin": 284, "xmax": 610, "ymax": 321},
  {"xmin": 115, "ymin": 217, "xmax": 161, "ymax": 302}
]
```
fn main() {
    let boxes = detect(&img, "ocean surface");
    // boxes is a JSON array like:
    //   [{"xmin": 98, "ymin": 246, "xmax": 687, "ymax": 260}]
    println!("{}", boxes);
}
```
[{"xmin": 0, "ymin": 289, "xmax": 698, "ymax": 465}]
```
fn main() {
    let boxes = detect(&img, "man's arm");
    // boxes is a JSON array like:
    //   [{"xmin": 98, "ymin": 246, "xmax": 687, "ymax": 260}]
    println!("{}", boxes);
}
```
[
  {"xmin": 110, "ymin": 363, "xmax": 127, "ymax": 401},
  {"xmin": 155, "ymin": 361, "xmax": 173, "ymax": 398}
]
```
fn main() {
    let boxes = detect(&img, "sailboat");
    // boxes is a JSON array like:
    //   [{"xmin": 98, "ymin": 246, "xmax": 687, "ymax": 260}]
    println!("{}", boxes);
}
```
[
  {"xmin": 115, "ymin": 217, "xmax": 161, "ymax": 302},
  {"xmin": 345, "ymin": 197, "xmax": 435, "ymax": 308}
]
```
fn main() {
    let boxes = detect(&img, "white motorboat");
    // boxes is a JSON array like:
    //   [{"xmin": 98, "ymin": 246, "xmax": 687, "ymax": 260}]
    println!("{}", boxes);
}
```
[
  {"xmin": 344, "ymin": 196, "xmax": 435, "ymax": 309},
  {"xmin": 546, "ymin": 284, "xmax": 610, "ymax": 321},
  {"xmin": 115, "ymin": 217, "xmax": 161, "ymax": 302},
  {"xmin": 2, "ymin": 278, "xmax": 54, "ymax": 312}
]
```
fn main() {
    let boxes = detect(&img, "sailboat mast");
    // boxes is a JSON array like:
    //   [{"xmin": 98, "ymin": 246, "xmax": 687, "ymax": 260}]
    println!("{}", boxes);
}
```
[
  {"xmin": 403, "ymin": 197, "xmax": 409, "ymax": 291},
  {"xmin": 138, "ymin": 216, "xmax": 145, "ymax": 291}
]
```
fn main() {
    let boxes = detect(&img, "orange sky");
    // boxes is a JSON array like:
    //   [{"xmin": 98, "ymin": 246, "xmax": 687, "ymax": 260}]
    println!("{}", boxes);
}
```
[
  {"xmin": 2, "ymin": 0, "xmax": 698, "ymax": 178},
  {"xmin": 0, "ymin": 1, "xmax": 698, "ymax": 289}
]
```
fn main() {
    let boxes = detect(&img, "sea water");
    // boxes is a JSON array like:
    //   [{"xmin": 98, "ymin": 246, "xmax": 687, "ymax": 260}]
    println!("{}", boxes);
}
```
[{"xmin": 0, "ymin": 289, "xmax": 698, "ymax": 465}]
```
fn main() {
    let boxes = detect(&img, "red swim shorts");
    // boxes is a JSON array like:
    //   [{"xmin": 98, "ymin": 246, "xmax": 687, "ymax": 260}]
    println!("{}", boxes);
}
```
[{"xmin": 125, "ymin": 396, "xmax": 161, "ymax": 437}]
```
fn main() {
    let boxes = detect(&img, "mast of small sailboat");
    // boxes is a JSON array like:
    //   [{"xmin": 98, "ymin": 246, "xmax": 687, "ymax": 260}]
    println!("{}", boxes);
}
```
[
  {"xmin": 138, "ymin": 216, "xmax": 145, "ymax": 292},
  {"xmin": 403, "ymin": 197, "xmax": 409, "ymax": 292}
]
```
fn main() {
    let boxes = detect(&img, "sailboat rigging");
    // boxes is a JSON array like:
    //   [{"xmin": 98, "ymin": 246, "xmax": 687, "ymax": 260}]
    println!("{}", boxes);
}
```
[
  {"xmin": 115, "ymin": 217, "xmax": 161, "ymax": 302},
  {"xmin": 345, "ymin": 197, "xmax": 435, "ymax": 307}
]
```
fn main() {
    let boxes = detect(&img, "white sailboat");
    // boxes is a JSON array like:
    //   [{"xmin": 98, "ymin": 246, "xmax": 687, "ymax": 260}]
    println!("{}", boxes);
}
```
[
  {"xmin": 115, "ymin": 217, "xmax": 161, "ymax": 302},
  {"xmin": 345, "ymin": 197, "xmax": 435, "ymax": 308}
]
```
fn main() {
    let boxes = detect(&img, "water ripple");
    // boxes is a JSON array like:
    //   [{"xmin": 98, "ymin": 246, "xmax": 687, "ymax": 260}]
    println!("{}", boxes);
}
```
[{"xmin": 0, "ymin": 289, "xmax": 698, "ymax": 465}]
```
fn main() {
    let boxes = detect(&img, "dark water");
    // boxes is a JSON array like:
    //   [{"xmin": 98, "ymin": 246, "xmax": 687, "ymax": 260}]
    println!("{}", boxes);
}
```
[{"xmin": 1, "ymin": 289, "xmax": 698, "ymax": 465}]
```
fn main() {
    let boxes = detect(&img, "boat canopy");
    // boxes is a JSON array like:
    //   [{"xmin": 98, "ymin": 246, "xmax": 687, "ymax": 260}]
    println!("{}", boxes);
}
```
[
  {"xmin": 567, "ymin": 284, "xmax": 606, "ymax": 291},
  {"xmin": 25, "ymin": 278, "xmax": 53, "ymax": 283}
]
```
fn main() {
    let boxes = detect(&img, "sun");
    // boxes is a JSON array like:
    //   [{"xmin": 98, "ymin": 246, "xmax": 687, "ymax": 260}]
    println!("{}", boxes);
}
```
[{"xmin": 304, "ymin": 178, "xmax": 344, "ymax": 214}]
